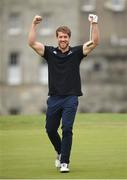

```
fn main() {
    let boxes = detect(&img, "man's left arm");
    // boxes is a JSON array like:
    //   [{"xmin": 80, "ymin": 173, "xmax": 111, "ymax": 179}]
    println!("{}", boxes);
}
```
[{"xmin": 83, "ymin": 14, "xmax": 100, "ymax": 56}]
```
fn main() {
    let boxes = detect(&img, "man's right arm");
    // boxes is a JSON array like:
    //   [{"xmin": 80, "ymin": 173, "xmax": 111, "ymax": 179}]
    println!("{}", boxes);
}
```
[{"xmin": 28, "ymin": 15, "xmax": 45, "ymax": 56}]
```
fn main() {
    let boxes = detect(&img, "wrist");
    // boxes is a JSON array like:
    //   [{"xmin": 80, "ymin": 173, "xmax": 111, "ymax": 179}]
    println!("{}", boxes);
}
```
[
  {"xmin": 92, "ymin": 22, "xmax": 98, "ymax": 24},
  {"xmin": 32, "ymin": 22, "xmax": 37, "ymax": 28}
]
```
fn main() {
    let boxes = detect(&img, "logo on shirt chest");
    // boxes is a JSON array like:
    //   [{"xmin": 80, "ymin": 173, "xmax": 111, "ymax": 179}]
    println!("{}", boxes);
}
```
[
  {"xmin": 53, "ymin": 51, "xmax": 57, "ymax": 54},
  {"xmin": 68, "ymin": 50, "xmax": 72, "ymax": 55}
]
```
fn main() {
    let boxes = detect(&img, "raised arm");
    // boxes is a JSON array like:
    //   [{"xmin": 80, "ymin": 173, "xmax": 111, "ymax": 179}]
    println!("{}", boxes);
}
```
[
  {"xmin": 28, "ymin": 15, "xmax": 45, "ymax": 56},
  {"xmin": 83, "ymin": 14, "xmax": 100, "ymax": 56}
]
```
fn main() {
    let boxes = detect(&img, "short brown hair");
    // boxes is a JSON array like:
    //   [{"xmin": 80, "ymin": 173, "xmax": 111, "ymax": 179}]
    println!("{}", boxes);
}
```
[{"xmin": 56, "ymin": 26, "xmax": 71, "ymax": 37}]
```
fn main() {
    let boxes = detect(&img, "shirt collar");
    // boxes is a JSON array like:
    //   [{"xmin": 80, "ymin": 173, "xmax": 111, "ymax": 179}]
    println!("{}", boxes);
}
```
[{"xmin": 55, "ymin": 46, "xmax": 71, "ymax": 54}]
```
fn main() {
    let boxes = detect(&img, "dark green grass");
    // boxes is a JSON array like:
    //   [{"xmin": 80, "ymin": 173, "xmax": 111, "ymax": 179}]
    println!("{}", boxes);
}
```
[{"xmin": 0, "ymin": 114, "xmax": 127, "ymax": 179}]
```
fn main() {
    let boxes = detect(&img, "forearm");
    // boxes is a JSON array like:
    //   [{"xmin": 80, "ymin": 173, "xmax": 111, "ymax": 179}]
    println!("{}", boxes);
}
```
[
  {"xmin": 28, "ymin": 15, "xmax": 44, "ymax": 56},
  {"xmin": 83, "ymin": 14, "xmax": 100, "ymax": 55},
  {"xmin": 28, "ymin": 23, "xmax": 37, "ymax": 47},
  {"xmin": 92, "ymin": 23, "xmax": 100, "ymax": 45}
]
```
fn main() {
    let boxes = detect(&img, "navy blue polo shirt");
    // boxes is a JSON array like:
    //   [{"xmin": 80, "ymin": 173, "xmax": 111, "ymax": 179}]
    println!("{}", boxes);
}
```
[{"xmin": 43, "ymin": 45, "xmax": 86, "ymax": 96}]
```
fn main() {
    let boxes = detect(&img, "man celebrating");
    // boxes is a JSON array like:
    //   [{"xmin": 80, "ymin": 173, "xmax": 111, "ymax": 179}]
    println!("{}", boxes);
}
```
[{"xmin": 28, "ymin": 14, "xmax": 100, "ymax": 173}]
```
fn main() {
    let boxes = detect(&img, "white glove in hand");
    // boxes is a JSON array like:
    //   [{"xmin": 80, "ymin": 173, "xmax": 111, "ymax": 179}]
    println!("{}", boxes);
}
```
[{"xmin": 88, "ymin": 14, "xmax": 98, "ymax": 23}]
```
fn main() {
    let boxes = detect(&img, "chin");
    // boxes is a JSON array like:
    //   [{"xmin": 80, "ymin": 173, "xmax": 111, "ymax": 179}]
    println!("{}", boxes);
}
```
[{"xmin": 60, "ymin": 44, "xmax": 68, "ymax": 49}]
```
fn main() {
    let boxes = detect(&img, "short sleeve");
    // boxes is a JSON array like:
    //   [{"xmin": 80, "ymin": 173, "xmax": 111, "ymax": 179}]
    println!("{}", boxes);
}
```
[
  {"xmin": 43, "ymin": 46, "xmax": 53, "ymax": 61},
  {"xmin": 74, "ymin": 45, "xmax": 87, "ymax": 59}
]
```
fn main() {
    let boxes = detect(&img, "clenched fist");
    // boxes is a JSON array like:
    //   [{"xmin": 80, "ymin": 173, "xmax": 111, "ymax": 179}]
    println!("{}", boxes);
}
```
[{"xmin": 33, "ymin": 15, "xmax": 42, "ymax": 25}]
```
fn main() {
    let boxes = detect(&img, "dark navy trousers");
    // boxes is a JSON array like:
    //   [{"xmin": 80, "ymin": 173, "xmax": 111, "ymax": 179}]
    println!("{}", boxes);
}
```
[{"xmin": 45, "ymin": 95, "xmax": 78, "ymax": 164}]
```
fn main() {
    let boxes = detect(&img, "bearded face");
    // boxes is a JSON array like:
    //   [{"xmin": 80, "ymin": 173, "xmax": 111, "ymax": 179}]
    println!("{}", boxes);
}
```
[{"xmin": 57, "ymin": 32, "xmax": 70, "ymax": 51}]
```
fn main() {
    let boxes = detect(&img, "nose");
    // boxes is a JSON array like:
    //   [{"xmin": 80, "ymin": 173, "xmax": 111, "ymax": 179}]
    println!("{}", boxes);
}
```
[{"xmin": 61, "ymin": 37, "xmax": 65, "ymax": 41}]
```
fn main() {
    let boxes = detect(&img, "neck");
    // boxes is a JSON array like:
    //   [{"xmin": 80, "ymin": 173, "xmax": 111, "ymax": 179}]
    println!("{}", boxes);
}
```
[{"xmin": 58, "ymin": 46, "xmax": 69, "ymax": 53}]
